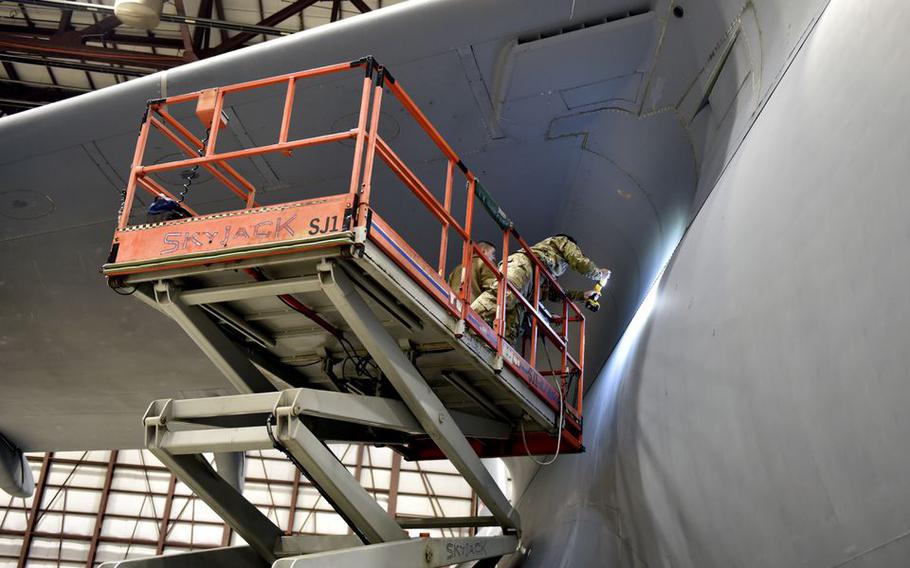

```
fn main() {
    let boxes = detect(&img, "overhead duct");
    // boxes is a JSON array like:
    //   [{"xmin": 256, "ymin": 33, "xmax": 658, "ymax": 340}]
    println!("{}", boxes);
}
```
[{"xmin": 114, "ymin": 0, "xmax": 164, "ymax": 30}]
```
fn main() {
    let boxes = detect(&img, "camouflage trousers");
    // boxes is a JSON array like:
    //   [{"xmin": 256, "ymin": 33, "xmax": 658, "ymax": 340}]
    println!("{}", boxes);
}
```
[{"xmin": 470, "ymin": 252, "xmax": 534, "ymax": 343}]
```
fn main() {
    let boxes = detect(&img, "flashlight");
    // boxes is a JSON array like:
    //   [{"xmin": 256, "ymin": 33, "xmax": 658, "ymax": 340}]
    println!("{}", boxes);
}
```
[{"xmin": 585, "ymin": 272, "xmax": 611, "ymax": 313}]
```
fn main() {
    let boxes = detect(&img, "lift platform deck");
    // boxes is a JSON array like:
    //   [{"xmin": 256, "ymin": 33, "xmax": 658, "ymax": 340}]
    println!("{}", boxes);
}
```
[{"xmin": 101, "ymin": 58, "xmax": 587, "ymax": 566}]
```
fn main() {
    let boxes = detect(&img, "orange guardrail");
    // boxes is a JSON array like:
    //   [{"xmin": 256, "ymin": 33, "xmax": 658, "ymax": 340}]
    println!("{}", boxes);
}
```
[{"xmin": 108, "ymin": 56, "xmax": 586, "ymax": 446}]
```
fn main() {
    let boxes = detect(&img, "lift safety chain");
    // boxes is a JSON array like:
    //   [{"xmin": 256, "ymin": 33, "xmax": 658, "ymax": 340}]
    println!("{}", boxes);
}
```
[
  {"xmin": 178, "ymin": 130, "xmax": 210, "ymax": 203},
  {"xmin": 115, "ymin": 187, "xmax": 128, "ymax": 222}
]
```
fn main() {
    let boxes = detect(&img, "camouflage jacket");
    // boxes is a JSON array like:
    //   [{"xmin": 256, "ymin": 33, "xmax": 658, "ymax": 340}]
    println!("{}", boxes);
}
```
[
  {"xmin": 529, "ymin": 235, "xmax": 600, "ymax": 302},
  {"xmin": 530, "ymin": 235, "xmax": 599, "ymax": 279},
  {"xmin": 447, "ymin": 256, "xmax": 497, "ymax": 302}
]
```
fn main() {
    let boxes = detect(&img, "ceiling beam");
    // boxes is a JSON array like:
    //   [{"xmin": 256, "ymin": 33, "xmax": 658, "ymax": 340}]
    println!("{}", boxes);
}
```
[
  {"xmin": 213, "ymin": 0, "xmax": 228, "ymax": 44},
  {"xmin": 330, "ymin": 0, "xmax": 341, "ymax": 23},
  {"xmin": 173, "ymin": 0, "xmax": 196, "ymax": 60},
  {"xmin": 256, "ymin": 0, "xmax": 266, "ymax": 43},
  {"xmin": 48, "ymin": 14, "xmax": 123, "ymax": 46},
  {"xmin": 0, "ymin": 77, "xmax": 85, "ymax": 108},
  {"xmin": 16, "ymin": 2, "xmax": 35, "ymax": 27},
  {"xmin": 84, "ymin": 0, "xmax": 127, "ymax": 84},
  {"xmin": 207, "ymin": 0, "xmax": 318, "ymax": 55},
  {"xmin": 1, "ymin": 60, "xmax": 19, "ymax": 80},
  {"xmin": 56, "ymin": 8, "xmax": 73, "ymax": 32},
  {"xmin": 0, "ymin": 33, "xmax": 184, "ymax": 69},
  {"xmin": 46, "ymin": 63, "xmax": 58, "ymax": 84},
  {"xmin": 73, "ymin": 14, "xmax": 121, "ymax": 39},
  {"xmin": 0, "ymin": 23, "xmax": 184, "ymax": 48},
  {"xmin": 192, "ymin": 0, "xmax": 214, "ymax": 52},
  {"xmin": 0, "ymin": 52, "xmax": 146, "ymax": 76},
  {"xmin": 349, "ymin": 0, "xmax": 372, "ymax": 14}
]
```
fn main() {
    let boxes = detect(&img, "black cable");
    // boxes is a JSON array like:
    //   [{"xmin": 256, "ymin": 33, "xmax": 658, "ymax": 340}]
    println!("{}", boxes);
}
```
[
  {"xmin": 244, "ymin": 267, "xmax": 384, "ymax": 385},
  {"xmin": 519, "ymin": 340, "xmax": 565, "ymax": 466},
  {"xmin": 108, "ymin": 278, "xmax": 136, "ymax": 296},
  {"xmin": 336, "ymin": 336, "xmax": 382, "ymax": 383},
  {"xmin": 178, "ymin": 129, "xmax": 210, "ymax": 204}
]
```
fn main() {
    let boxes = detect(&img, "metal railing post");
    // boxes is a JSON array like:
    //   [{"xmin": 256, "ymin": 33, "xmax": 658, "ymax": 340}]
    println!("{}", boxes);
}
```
[
  {"xmin": 530, "ymin": 265, "xmax": 540, "ymax": 366},
  {"xmin": 496, "ymin": 228, "xmax": 510, "ymax": 355},
  {"xmin": 347, "ymin": 71, "xmax": 373, "ymax": 200},
  {"xmin": 357, "ymin": 68, "xmax": 385, "ymax": 227},
  {"xmin": 204, "ymin": 89, "xmax": 225, "ymax": 156},
  {"xmin": 117, "ymin": 107, "xmax": 154, "ymax": 229},
  {"xmin": 279, "ymin": 77, "xmax": 296, "ymax": 146},
  {"xmin": 560, "ymin": 298, "xmax": 570, "ymax": 377},
  {"xmin": 459, "ymin": 178, "xmax": 476, "ymax": 322},
  {"xmin": 561, "ymin": 300, "xmax": 569, "ymax": 381},
  {"xmin": 577, "ymin": 316, "xmax": 586, "ymax": 414},
  {"xmin": 438, "ymin": 160, "xmax": 455, "ymax": 276}
]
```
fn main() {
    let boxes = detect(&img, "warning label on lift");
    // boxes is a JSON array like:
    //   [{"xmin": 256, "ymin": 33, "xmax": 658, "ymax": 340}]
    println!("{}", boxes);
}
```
[{"xmin": 111, "ymin": 195, "xmax": 350, "ymax": 265}]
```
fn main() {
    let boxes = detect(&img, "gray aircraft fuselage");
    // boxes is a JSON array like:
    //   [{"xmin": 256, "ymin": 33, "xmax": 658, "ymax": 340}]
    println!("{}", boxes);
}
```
[{"xmin": 4, "ymin": 0, "xmax": 909, "ymax": 566}]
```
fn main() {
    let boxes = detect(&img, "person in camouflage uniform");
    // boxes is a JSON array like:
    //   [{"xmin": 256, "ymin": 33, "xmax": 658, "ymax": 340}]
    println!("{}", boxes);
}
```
[
  {"xmin": 471, "ymin": 234, "xmax": 610, "ymax": 342},
  {"xmin": 447, "ymin": 240, "xmax": 497, "ymax": 302}
]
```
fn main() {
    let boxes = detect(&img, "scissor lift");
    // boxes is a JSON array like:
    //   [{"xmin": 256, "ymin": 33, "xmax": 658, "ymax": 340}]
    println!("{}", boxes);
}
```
[{"xmin": 102, "ymin": 58, "xmax": 587, "ymax": 567}]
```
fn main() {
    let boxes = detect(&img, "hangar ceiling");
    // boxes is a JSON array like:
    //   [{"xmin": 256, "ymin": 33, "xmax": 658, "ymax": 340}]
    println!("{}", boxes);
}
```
[
  {"xmin": 0, "ymin": 0, "xmax": 406, "ymax": 116},
  {"xmin": 0, "ymin": 447, "xmax": 486, "ymax": 565}
]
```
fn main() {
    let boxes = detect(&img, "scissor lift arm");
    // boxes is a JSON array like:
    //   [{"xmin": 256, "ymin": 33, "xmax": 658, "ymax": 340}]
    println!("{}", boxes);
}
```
[{"xmin": 142, "ymin": 263, "xmax": 521, "ymax": 563}]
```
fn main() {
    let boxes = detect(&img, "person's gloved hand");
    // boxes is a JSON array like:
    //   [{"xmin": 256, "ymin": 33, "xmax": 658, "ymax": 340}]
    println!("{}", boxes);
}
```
[{"xmin": 596, "ymin": 268, "xmax": 612, "ymax": 282}]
